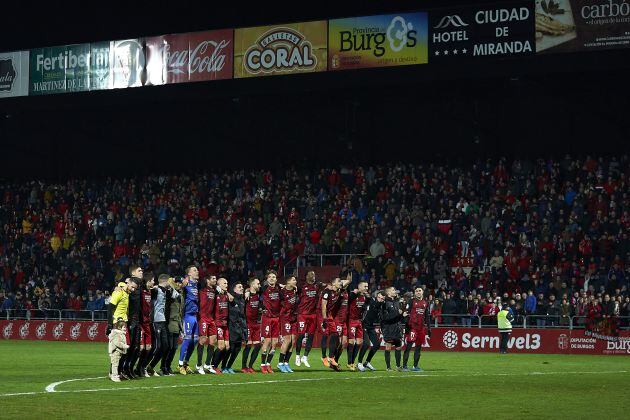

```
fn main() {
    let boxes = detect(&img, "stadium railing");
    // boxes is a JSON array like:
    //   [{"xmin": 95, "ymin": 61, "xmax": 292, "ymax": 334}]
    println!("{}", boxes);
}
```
[
  {"xmin": 433, "ymin": 314, "xmax": 482, "ymax": 328},
  {"xmin": 289, "ymin": 253, "xmax": 367, "ymax": 278},
  {"xmin": 523, "ymin": 315, "xmax": 566, "ymax": 328},
  {"xmin": 2, "ymin": 309, "xmax": 107, "ymax": 321},
  {"xmin": 570, "ymin": 315, "xmax": 630, "ymax": 331},
  {"xmin": 2, "ymin": 309, "xmax": 63, "ymax": 321}
]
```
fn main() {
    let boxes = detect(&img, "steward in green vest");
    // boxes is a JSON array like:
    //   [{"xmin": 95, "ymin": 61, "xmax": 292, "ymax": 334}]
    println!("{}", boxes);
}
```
[{"xmin": 497, "ymin": 305, "xmax": 515, "ymax": 354}]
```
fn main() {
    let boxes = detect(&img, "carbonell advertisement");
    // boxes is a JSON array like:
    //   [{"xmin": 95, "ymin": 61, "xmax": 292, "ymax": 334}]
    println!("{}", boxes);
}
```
[
  {"xmin": 430, "ymin": 0, "xmax": 535, "ymax": 61},
  {"xmin": 535, "ymin": 0, "xmax": 630, "ymax": 53},
  {"xmin": 145, "ymin": 29, "xmax": 233, "ymax": 85},
  {"xmin": 234, "ymin": 20, "xmax": 327, "ymax": 78},
  {"xmin": 328, "ymin": 13, "xmax": 429, "ymax": 70}
]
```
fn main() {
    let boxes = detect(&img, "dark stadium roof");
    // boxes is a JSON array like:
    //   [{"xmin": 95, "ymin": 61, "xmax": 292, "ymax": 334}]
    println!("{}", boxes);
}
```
[{"xmin": 0, "ymin": 0, "xmax": 629, "ymax": 178}]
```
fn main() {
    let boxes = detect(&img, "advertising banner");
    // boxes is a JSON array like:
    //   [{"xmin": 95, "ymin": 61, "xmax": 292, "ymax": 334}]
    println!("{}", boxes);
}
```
[
  {"xmin": 90, "ymin": 41, "xmax": 111, "ymax": 91},
  {"xmin": 427, "ymin": 327, "xmax": 630, "ymax": 355},
  {"xmin": 328, "ymin": 13, "xmax": 429, "ymax": 70},
  {"xmin": 1, "ymin": 320, "xmax": 107, "ymax": 342},
  {"xmin": 234, "ymin": 20, "xmax": 327, "ymax": 78},
  {"xmin": 0, "ymin": 51, "xmax": 29, "ymax": 98},
  {"xmin": 429, "ymin": 1, "xmax": 535, "ymax": 61},
  {"xmin": 536, "ymin": 0, "xmax": 630, "ymax": 53},
  {"xmin": 110, "ymin": 39, "xmax": 145, "ymax": 89},
  {"xmin": 29, "ymin": 44, "xmax": 91, "ymax": 95},
  {"xmin": 145, "ymin": 29, "xmax": 233, "ymax": 86}
]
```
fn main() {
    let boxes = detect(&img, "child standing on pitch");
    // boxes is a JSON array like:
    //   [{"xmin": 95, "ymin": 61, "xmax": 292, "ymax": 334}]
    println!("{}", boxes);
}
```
[{"xmin": 109, "ymin": 317, "xmax": 130, "ymax": 382}]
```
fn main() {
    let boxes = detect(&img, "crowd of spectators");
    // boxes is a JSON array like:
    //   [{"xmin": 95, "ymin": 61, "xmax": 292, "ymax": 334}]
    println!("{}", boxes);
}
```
[{"xmin": 0, "ymin": 155, "xmax": 628, "ymax": 328}]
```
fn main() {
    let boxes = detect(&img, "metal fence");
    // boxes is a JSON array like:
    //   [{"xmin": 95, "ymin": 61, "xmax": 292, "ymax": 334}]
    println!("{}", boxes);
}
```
[
  {"xmin": 284, "ymin": 253, "xmax": 367, "ymax": 278},
  {"xmin": 1, "ymin": 309, "xmax": 107, "ymax": 321},
  {"xmin": 2, "ymin": 308, "xmax": 629, "ymax": 330},
  {"xmin": 431, "ymin": 314, "xmax": 630, "ymax": 330}
]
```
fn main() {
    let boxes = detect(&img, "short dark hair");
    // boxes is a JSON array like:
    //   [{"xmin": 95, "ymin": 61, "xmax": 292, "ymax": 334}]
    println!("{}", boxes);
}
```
[
  {"xmin": 185, "ymin": 265, "xmax": 197, "ymax": 276},
  {"xmin": 143, "ymin": 272, "xmax": 154, "ymax": 285},
  {"xmin": 129, "ymin": 265, "xmax": 141, "ymax": 276}
]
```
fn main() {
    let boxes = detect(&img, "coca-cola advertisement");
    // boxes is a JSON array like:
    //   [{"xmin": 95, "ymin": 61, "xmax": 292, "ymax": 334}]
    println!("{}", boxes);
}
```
[{"xmin": 145, "ymin": 29, "xmax": 233, "ymax": 85}]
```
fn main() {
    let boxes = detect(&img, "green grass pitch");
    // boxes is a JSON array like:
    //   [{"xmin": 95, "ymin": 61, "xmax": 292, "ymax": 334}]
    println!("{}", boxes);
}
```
[{"xmin": 0, "ymin": 341, "xmax": 628, "ymax": 419}]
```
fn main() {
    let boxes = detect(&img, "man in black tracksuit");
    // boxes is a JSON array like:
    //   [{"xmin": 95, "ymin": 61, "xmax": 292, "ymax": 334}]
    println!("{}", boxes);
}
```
[
  {"xmin": 224, "ymin": 283, "xmax": 247, "ymax": 372},
  {"xmin": 380, "ymin": 287, "xmax": 406, "ymax": 371},
  {"xmin": 122, "ymin": 266, "xmax": 144, "ymax": 378},
  {"xmin": 148, "ymin": 274, "xmax": 176, "ymax": 375},
  {"xmin": 357, "ymin": 291, "xmax": 385, "ymax": 372}
]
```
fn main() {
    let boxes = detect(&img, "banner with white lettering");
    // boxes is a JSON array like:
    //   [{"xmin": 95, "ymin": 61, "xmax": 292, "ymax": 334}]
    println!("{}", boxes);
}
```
[
  {"xmin": 429, "ymin": 0, "xmax": 535, "ymax": 61},
  {"xmin": 110, "ymin": 39, "xmax": 146, "ymax": 89},
  {"xmin": 145, "ymin": 29, "xmax": 233, "ymax": 86},
  {"xmin": 1, "ymin": 320, "xmax": 107, "ymax": 342},
  {"xmin": 426, "ymin": 327, "xmax": 630, "ymax": 355},
  {"xmin": 0, "ymin": 51, "xmax": 29, "ymax": 98},
  {"xmin": 234, "ymin": 21, "xmax": 328, "ymax": 78},
  {"xmin": 29, "ymin": 44, "xmax": 91, "ymax": 95},
  {"xmin": 536, "ymin": 0, "xmax": 630, "ymax": 53}
]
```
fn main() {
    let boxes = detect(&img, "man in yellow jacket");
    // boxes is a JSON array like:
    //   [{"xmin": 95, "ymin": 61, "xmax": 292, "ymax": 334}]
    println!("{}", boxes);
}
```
[{"xmin": 497, "ymin": 304, "xmax": 515, "ymax": 354}]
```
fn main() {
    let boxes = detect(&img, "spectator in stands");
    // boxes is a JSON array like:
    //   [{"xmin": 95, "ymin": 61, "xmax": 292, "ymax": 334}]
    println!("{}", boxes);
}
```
[
  {"xmin": 430, "ymin": 299, "xmax": 442, "ymax": 326},
  {"xmin": 441, "ymin": 292, "xmax": 457, "ymax": 325},
  {"xmin": 535, "ymin": 293, "xmax": 549, "ymax": 328},
  {"xmin": 0, "ymin": 155, "xmax": 627, "ymax": 324},
  {"xmin": 369, "ymin": 238, "xmax": 385, "ymax": 258}
]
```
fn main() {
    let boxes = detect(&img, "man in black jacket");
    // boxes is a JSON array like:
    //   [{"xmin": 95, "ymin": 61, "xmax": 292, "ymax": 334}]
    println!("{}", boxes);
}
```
[
  {"xmin": 357, "ymin": 291, "xmax": 385, "ymax": 372},
  {"xmin": 225, "ymin": 283, "xmax": 247, "ymax": 373},
  {"xmin": 122, "ymin": 265, "xmax": 143, "ymax": 378},
  {"xmin": 380, "ymin": 287, "xmax": 407, "ymax": 371},
  {"xmin": 147, "ymin": 274, "xmax": 173, "ymax": 376}
]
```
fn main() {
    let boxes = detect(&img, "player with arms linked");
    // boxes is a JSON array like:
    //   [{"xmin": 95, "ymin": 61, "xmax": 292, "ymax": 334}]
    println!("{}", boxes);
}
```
[{"xmin": 178, "ymin": 265, "xmax": 200, "ymax": 375}]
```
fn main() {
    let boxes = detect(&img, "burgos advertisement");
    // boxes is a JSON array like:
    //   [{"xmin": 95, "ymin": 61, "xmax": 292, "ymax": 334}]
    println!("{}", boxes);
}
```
[{"xmin": 328, "ymin": 13, "xmax": 428, "ymax": 70}]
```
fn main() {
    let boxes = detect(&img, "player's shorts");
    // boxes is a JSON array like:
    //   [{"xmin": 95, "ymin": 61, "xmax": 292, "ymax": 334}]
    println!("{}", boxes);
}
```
[
  {"xmin": 260, "ymin": 316, "xmax": 280, "ymax": 339},
  {"xmin": 324, "ymin": 319, "xmax": 338, "ymax": 336},
  {"xmin": 348, "ymin": 320, "xmax": 363, "ymax": 340},
  {"xmin": 297, "ymin": 313, "xmax": 317, "ymax": 335},
  {"xmin": 280, "ymin": 317, "xmax": 298, "ymax": 336},
  {"xmin": 405, "ymin": 328, "xmax": 426, "ymax": 346},
  {"xmin": 139, "ymin": 323, "xmax": 152, "ymax": 346},
  {"xmin": 246, "ymin": 322, "xmax": 261, "ymax": 343},
  {"xmin": 217, "ymin": 325, "xmax": 229, "ymax": 341},
  {"xmin": 199, "ymin": 317, "xmax": 217, "ymax": 337},
  {"xmin": 183, "ymin": 314, "xmax": 199, "ymax": 340},
  {"xmin": 334, "ymin": 320, "xmax": 348, "ymax": 337}
]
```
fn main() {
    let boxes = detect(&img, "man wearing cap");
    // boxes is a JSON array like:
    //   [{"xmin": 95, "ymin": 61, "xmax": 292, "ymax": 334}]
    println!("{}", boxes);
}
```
[{"xmin": 497, "ymin": 303, "xmax": 515, "ymax": 354}]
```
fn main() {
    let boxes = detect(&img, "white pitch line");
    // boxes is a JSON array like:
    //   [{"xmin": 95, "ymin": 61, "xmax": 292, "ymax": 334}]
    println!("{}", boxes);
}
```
[
  {"xmin": 45, "ymin": 376, "xmax": 107, "ymax": 393},
  {"xmin": 0, "ymin": 370, "xmax": 627, "ymax": 398}
]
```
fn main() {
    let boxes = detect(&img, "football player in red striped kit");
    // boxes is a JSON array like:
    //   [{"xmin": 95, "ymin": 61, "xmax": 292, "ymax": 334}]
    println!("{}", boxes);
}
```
[
  {"xmin": 278, "ymin": 275, "xmax": 298, "ymax": 373},
  {"xmin": 212, "ymin": 277, "xmax": 234, "ymax": 373},
  {"xmin": 403, "ymin": 286, "xmax": 431, "ymax": 372},
  {"xmin": 294, "ymin": 270, "xmax": 323, "ymax": 368},
  {"xmin": 346, "ymin": 281, "xmax": 369, "ymax": 371},
  {"xmin": 320, "ymin": 275, "xmax": 351, "ymax": 371},
  {"xmin": 259, "ymin": 271, "xmax": 281, "ymax": 373},
  {"xmin": 242, "ymin": 278, "xmax": 261, "ymax": 373},
  {"xmin": 196, "ymin": 275, "xmax": 218, "ymax": 374}
]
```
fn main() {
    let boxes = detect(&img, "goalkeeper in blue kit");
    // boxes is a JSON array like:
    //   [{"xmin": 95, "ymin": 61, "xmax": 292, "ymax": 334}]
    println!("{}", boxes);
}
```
[{"xmin": 178, "ymin": 265, "xmax": 200, "ymax": 374}]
